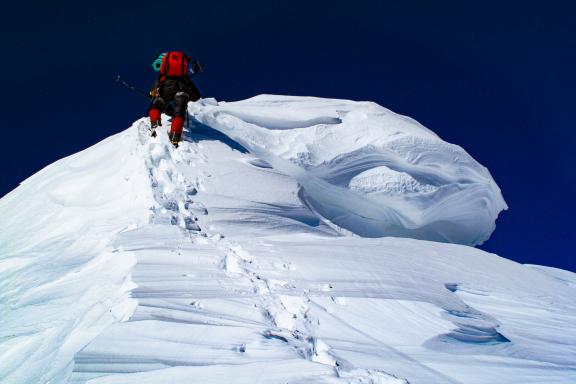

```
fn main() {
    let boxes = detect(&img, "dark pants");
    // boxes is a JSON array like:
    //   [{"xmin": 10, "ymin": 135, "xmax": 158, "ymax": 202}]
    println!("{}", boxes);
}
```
[
  {"xmin": 149, "ymin": 77, "xmax": 200, "ymax": 118},
  {"xmin": 148, "ymin": 77, "xmax": 200, "ymax": 141}
]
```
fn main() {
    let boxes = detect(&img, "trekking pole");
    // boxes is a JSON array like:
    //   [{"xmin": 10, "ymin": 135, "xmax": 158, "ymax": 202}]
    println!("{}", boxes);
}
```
[{"xmin": 114, "ymin": 75, "xmax": 150, "ymax": 99}]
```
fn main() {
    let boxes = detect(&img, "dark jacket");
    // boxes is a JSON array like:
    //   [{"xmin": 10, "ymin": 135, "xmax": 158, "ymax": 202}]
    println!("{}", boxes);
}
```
[
  {"xmin": 149, "ymin": 75, "xmax": 201, "ymax": 117},
  {"xmin": 150, "ymin": 75, "xmax": 201, "ymax": 102}
]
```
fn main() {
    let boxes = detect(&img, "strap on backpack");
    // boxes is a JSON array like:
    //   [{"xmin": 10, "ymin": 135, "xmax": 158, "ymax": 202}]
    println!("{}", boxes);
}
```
[{"xmin": 163, "ymin": 51, "xmax": 171, "ymax": 75}]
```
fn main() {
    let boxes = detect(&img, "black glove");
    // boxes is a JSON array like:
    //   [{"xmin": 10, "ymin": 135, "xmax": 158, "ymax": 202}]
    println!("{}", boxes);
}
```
[{"xmin": 190, "ymin": 60, "xmax": 203, "ymax": 74}]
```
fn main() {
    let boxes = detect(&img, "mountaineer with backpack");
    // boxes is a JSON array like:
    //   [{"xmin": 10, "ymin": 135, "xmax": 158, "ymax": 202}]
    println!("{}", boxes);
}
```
[{"xmin": 149, "ymin": 52, "xmax": 202, "ymax": 147}]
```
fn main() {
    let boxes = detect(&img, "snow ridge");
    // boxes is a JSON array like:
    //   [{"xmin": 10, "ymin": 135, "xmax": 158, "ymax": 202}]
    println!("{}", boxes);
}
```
[
  {"xmin": 191, "ymin": 96, "xmax": 507, "ymax": 246},
  {"xmin": 0, "ymin": 128, "xmax": 152, "ymax": 384},
  {"xmin": 68, "ymin": 118, "xmax": 406, "ymax": 383},
  {"xmin": 3, "ymin": 95, "xmax": 576, "ymax": 384}
]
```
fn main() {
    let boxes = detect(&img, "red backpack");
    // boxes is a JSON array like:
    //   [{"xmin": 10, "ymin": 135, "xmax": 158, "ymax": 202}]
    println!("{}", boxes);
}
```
[{"xmin": 160, "ymin": 51, "xmax": 190, "ymax": 78}]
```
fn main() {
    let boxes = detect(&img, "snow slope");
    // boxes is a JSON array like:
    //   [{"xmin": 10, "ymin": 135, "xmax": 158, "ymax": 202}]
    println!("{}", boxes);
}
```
[
  {"xmin": 0, "ymin": 129, "xmax": 152, "ymax": 383},
  {"xmin": 1, "ymin": 95, "xmax": 575, "ymax": 384},
  {"xmin": 191, "ymin": 96, "xmax": 507, "ymax": 245}
]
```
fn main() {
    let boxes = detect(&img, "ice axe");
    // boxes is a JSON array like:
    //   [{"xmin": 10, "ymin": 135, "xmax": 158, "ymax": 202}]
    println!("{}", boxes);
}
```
[{"xmin": 114, "ymin": 75, "xmax": 150, "ymax": 99}]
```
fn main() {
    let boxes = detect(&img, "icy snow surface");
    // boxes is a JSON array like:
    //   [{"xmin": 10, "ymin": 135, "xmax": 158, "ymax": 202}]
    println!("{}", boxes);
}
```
[
  {"xmin": 1, "ymin": 95, "xmax": 575, "ymax": 384},
  {"xmin": 192, "ymin": 95, "xmax": 507, "ymax": 245}
]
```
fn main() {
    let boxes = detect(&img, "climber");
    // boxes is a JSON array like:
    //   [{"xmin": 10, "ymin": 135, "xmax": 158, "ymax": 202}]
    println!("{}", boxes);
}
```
[{"xmin": 149, "ymin": 52, "xmax": 202, "ymax": 147}]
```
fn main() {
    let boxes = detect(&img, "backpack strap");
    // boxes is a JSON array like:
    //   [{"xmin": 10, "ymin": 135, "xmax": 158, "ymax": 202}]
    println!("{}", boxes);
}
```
[
  {"xmin": 162, "ymin": 51, "xmax": 171, "ymax": 75},
  {"xmin": 181, "ymin": 55, "xmax": 186, "ymax": 78},
  {"xmin": 167, "ymin": 51, "xmax": 172, "ymax": 74}
]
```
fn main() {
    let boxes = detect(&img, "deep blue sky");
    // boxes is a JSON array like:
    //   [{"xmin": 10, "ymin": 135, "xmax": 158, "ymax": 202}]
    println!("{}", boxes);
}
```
[{"xmin": 1, "ymin": 2, "xmax": 574, "ymax": 271}]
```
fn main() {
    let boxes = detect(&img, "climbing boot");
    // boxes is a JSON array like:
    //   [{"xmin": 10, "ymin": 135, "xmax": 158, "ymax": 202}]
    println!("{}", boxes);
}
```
[
  {"xmin": 150, "ymin": 120, "xmax": 161, "ymax": 138},
  {"xmin": 169, "ymin": 131, "xmax": 181, "ymax": 148}
]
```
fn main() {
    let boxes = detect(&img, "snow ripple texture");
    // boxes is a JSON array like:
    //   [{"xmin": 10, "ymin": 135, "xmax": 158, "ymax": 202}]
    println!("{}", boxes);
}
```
[
  {"xmin": 0, "ymin": 128, "xmax": 152, "ymax": 383},
  {"xmin": 192, "ymin": 95, "xmax": 507, "ymax": 245},
  {"xmin": 67, "ymin": 118, "xmax": 406, "ymax": 384},
  {"xmin": 2, "ymin": 95, "xmax": 575, "ymax": 384}
]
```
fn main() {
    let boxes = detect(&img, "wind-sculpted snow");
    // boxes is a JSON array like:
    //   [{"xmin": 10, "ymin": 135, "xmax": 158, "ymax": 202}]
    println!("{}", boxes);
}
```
[
  {"xmin": 0, "ymin": 129, "xmax": 153, "ymax": 383},
  {"xmin": 2, "ymin": 96, "xmax": 575, "ymax": 384},
  {"xmin": 191, "ymin": 95, "xmax": 507, "ymax": 245}
]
